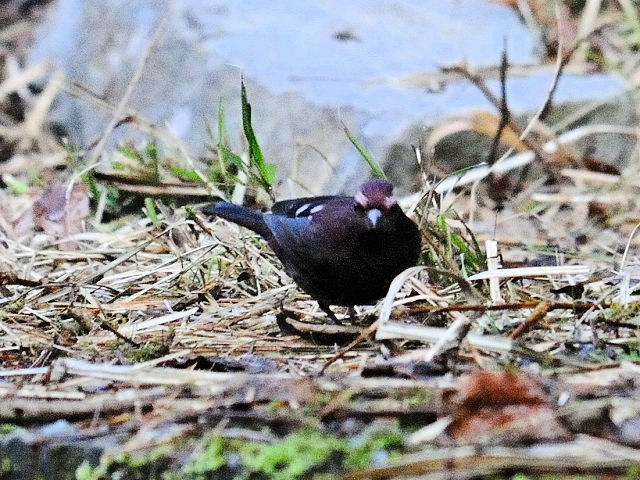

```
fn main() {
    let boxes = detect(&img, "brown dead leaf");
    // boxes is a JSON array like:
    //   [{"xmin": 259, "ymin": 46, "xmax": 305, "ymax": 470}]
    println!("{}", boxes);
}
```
[
  {"xmin": 454, "ymin": 371, "xmax": 548, "ymax": 407},
  {"xmin": 470, "ymin": 110, "xmax": 529, "ymax": 153},
  {"xmin": 32, "ymin": 183, "xmax": 89, "ymax": 250},
  {"xmin": 587, "ymin": 201, "xmax": 609, "ymax": 224},
  {"xmin": 445, "ymin": 371, "xmax": 569, "ymax": 445},
  {"xmin": 583, "ymin": 156, "xmax": 621, "ymax": 176},
  {"xmin": 0, "ymin": 271, "xmax": 41, "ymax": 286}
]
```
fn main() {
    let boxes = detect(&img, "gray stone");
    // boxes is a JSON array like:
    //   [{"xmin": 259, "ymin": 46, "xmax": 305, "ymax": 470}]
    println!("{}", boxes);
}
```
[{"xmin": 0, "ymin": 423, "xmax": 122, "ymax": 479}]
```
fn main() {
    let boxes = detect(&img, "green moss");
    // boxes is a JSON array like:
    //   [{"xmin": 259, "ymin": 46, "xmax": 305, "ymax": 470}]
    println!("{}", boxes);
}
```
[
  {"xmin": 231, "ymin": 427, "xmax": 405, "ymax": 479},
  {"xmin": 484, "ymin": 474, "xmax": 599, "ymax": 480},
  {"xmin": 0, "ymin": 298, "xmax": 25, "ymax": 315},
  {"xmin": 77, "ymin": 427, "xmax": 405, "ymax": 480},
  {"xmin": 0, "ymin": 424, "xmax": 19, "ymax": 434},
  {"xmin": 624, "ymin": 464, "xmax": 640, "ymax": 480},
  {"xmin": 235, "ymin": 429, "xmax": 346, "ymax": 480},
  {"xmin": 47, "ymin": 444, "xmax": 88, "ymax": 480},
  {"xmin": 182, "ymin": 435, "xmax": 226, "ymax": 478},
  {"xmin": 620, "ymin": 349, "xmax": 640, "ymax": 362},
  {"xmin": 75, "ymin": 461, "xmax": 95, "ymax": 480},
  {"xmin": 605, "ymin": 302, "xmax": 640, "ymax": 322},
  {"xmin": 125, "ymin": 343, "xmax": 169, "ymax": 363},
  {"xmin": 1, "ymin": 457, "xmax": 15, "ymax": 474},
  {"xmin": 302, "ymin": 392, "xmax": 339, "ymax": 417},
  {"xmin": 117, "ymin": 444, "xmax": 172, "ymax": 469},
  {"xmin": 76, "ymin": 444, "xmax": 174, "ymax": 480},
  {"xmin": 400, "ymin": 387, "xmax": 435, "ymax": 407}
]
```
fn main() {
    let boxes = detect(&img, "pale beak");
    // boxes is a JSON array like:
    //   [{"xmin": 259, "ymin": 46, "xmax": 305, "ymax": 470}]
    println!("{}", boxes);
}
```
[{"xmin": 367, "ymin": 208, "xmax": 382, "ymax": 227}]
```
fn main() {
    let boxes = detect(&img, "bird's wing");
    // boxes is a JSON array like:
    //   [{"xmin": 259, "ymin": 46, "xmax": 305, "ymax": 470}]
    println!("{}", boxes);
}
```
[
  {"xmin": 264, "ymin": 197, "xmax": 361, "ymax": 264},
  {"xmin": 271, "ymin": 195, "xmax": 350, "ymax": 218},
  {"xmin": 263, "ymin": 214, "xmax": 321, "ymax": 253}
]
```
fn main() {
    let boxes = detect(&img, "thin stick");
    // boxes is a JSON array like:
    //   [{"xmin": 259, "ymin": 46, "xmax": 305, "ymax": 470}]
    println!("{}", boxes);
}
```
[
  {"xmin": 88, "ymin": 17, "xmax": 168, "ymax": 171},
  {"xmin": 421, "ymin": 312, "xmax": 471, "ymax": 363},
  {"xmin": 319, "ymin": 321, "xmax": 379, "ymax": 374},
  {"xmin": 487, "ymin": 42, "xmax": 509, "ymax": 165},
  {"xmin": 444, "ymin": 65, "xmax": 548, "ymax": 163},
  {"xmin": 468, "ymin": 264, "xmax": 589, "ymax": 281},
  {"xmin": 618, "ymin": 221, "xmax": 640, "ymax": 273},
  {"xmin": 485, "ymin": 240, "xmax": 502, "ymax": 303},
  {"xmin": 400, "ymin": 300, "xmax": 598, "ymax": 316},
  {"xmin": 509, "ymin": 300, "xmax": 552, "ymax": 338}
]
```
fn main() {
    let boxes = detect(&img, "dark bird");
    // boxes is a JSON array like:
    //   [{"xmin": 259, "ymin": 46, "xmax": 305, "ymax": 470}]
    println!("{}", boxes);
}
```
[{"xmin": 202, "ymin": 179, "xmax": 421, "ymax": 322}]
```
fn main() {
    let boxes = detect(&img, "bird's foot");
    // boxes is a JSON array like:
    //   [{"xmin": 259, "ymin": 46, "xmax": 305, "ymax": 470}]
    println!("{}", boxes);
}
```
[{"xmin": 319, "ymin": 303, "xmax": 342, "ymax": 325}]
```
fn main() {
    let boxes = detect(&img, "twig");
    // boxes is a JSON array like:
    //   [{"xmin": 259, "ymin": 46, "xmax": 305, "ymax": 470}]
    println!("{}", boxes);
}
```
[
  {"xmin": 0, "ymin": 387, "xmax": 169, "ymax": 422},
  {"xmin": 421, "ymin": 312, "xmax": 471, "ymax": 363},
  {"xmin": 81, "ymin": 228, "xmax": 169, "ymax": 284},
  {"xmin": 85, "ymin": 18, "xmax": 168, "ymax": 171},
  {"xmin": 319, "ymin": 320, "xmax": 379, "ymax": 374},
  {"xmin": 91, "ymin": 171, "xmax": 210, "ymax": 197},
  {"xmin": 509, "ymin": 300, "xmax": 553, "ymax": 338},
  {"xmin": 399, "ymin": 300, "xmax": 599, "ymax": 316},
  {"xmin": 0, "ymin": 272, "xmax": 41, "ymax": 287},
  {"xmin": 485, "ymin": 240, "xmax": 502, "ymax": 303},
  {"xmin": 99, "ymin": 319, "xmax": 140, "ymax": 347},
  {"xmin": 618, "ymin": 221, "xmax": 640, "ymax": 273},
  {"xmin": 538, "ymin": 2, "xmax": 568, "ymax": 120},
  {"xmin": 442, "ymin": 21, "xmax": 615, "ymax": 212},
  {"xmin": 443, "ymin": 64, "xmax": 550, "ymax": 164},
  {"xmin": 468, "ymin": 264, "xmax": 589, "ymax": 280},
  {"xmin": 487, "ymin": 43, "xmax": 509, "ymax": 165}
]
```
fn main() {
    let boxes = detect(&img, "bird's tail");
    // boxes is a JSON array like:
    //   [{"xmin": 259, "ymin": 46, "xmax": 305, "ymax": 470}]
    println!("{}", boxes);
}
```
[{"xmin": 202, "ymin": 202, "xmax": 272, "ymax": 239}]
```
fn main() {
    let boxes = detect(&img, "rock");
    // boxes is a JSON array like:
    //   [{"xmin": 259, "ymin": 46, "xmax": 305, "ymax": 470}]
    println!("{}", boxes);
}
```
[
  {"xmin": 28, "ymin": 0, "xmax": 631, "ymax": 195},
  {"xmin": 0, "ymin": 422, "xmax": 123, "ymax": 479}
]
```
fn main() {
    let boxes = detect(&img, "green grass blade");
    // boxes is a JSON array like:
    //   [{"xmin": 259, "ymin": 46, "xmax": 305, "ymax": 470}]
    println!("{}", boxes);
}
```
[
  {"xmin": 342, "ymin": 121, "xmax": 386, "ymax": 179},
  {"xmin": 241, "ymin": 78, "xmax": 276, "ymax": 189},
  {"xmin": 3, "ymin": 174, "xmax": 29, "ymax": 194},
  {"xmin": 169, "ymin": 167, "xmax": 202, "ymax": 182},
  {"xmin": 144, "ymin": 197, "xmax": 159, "ymax": 227},
  {"xmin": 219, "ymin": 146, "xmax": 245, "ymax": 170}
]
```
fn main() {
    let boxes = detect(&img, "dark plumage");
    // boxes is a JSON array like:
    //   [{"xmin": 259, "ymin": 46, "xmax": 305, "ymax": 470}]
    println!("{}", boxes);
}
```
[{"xmin": 202, "ymin": 179, "xmax": 421, "ymax": 322}]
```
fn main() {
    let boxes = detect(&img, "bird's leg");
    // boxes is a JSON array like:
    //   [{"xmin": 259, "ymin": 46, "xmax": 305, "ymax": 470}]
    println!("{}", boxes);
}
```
[{"xmin": 318, "ymin": 302, "xmax": 342, "ymax": 325}]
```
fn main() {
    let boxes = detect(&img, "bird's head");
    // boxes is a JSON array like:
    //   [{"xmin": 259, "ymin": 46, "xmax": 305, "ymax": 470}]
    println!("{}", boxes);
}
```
[{"xmin": 354, "ymin": 179, "xmax": 397, "ymax": 228}]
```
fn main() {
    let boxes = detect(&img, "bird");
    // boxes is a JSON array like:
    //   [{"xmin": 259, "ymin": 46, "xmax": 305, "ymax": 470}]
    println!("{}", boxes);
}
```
[{"xmin": 202, "ymin": 179, "xmax": 421, "ymax": 322}]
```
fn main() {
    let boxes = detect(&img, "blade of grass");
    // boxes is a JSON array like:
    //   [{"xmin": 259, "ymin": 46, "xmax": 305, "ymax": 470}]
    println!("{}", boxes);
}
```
[
  {"xmin": 241, "ymin": 78, "xmax": 277, "ymax": 193},
  {"xmin": 144, "ymin": 197, "xmax": 159, "ymax": 227},
  {"xmin": 219, "ymin": 145, "xmax": 245, "ymax": 171},
  {"xmin": 169, "ymin": 167, "xmax": 202, "ymax": 182},
  {"xmin": 211, "ymin": 101, "xmax": 245, "ymax": 182},
  {"xmin": 2, "ymin": 174, "xmax": 29, "ymax": 195},
  {"xmin": 342, "ymin": 121, "xmax": 386, "ymax": 179}
]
